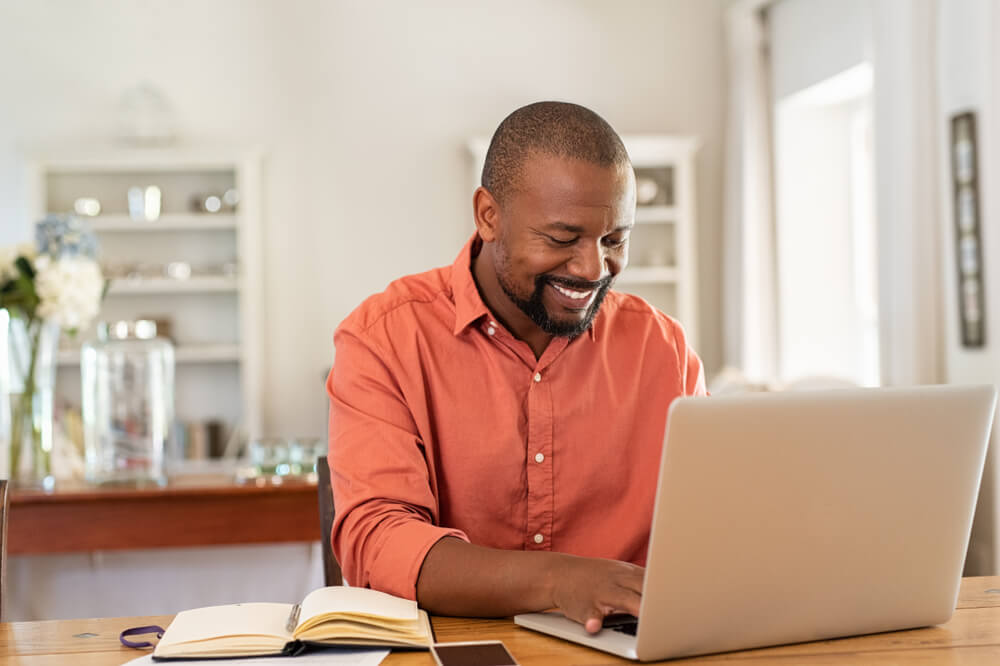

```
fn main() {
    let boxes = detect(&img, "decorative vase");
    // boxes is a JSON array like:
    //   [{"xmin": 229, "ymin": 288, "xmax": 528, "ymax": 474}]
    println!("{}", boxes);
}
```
[{"xmin": 4, "ymin": 311, "xmax": 60, "ymax": 490}]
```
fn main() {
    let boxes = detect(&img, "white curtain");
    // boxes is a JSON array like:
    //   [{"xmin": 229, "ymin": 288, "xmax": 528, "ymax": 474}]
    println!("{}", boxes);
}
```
[
  {"xmin": 722, "ymin": 2, "xmax": 778, "ymax": 383},
  {"xmin": 871, "ymin": 0, "xmax": 943, "ymax": 387}
]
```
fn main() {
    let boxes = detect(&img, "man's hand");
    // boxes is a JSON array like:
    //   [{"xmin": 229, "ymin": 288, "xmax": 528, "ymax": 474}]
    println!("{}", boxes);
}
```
[
  {"xmin": 416, "ymin": 537, "xmax": 645, "ymax": 635},
  {"xmin": 548, "ymin": 554, "xmax": 644, "ymax": 634}
]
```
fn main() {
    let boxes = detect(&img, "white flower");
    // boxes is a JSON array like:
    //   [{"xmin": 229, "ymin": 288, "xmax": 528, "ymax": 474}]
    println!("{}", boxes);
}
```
[
  {"xmin": 16, "ymin": 242, "xmax": 37, "ymax": 261},
  {"xmin": 34, "ymin": 256, "xmax": 105, "ymax": 331},
  {"xmin": 0, "ymin": 243, "xmax": 40, "ymax": 283},
  {"xmin": 0, "ymin": 246, "xmax": 17, "ymax": 283}
]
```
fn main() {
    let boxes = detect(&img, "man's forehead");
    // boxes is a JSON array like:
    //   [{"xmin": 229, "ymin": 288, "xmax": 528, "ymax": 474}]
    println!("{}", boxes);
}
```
[
  {"xmin": 520, "ymin": 148, "xmax": 630, "ymax": 172},
  {"xmin": 517, "ymin": 152, "xmax": 632, "ymax": 192}
]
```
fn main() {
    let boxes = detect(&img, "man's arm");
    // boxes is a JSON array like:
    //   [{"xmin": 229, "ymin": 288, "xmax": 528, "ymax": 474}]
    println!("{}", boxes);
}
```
[{"xmin": 417, "ymin": 537, "xmax": 643, "ymax": 634}]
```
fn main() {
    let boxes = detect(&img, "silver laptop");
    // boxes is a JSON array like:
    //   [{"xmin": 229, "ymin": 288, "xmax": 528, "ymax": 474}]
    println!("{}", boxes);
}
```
[{"xmin": 515, "ymin": 384, "xmax": 997, "ymax": 661}]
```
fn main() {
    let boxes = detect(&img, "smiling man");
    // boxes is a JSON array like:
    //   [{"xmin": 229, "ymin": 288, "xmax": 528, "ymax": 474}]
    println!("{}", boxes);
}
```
[{"xmin": 327, "ymin": 101, "xmax": 706, "ymax": 633}]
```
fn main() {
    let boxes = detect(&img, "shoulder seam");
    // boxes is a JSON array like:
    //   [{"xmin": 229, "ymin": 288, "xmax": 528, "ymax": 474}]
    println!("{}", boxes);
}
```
[{"xmin": 353, "ymin": 289, "xmax": 450, "ymax": 338}]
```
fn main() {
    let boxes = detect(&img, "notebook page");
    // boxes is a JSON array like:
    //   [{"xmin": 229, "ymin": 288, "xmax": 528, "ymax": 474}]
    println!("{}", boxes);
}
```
[
  {"xmin": 158, "ymin": 602, "xmax": 293, "ymax": 648},
  {"xmin": 299, "ymin": 587, "xmax": 418, "ymax": 626}
]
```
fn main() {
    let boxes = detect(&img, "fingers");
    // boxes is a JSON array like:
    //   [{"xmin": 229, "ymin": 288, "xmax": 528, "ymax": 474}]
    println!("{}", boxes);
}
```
[
  {"xmin": 581, "ymin": 585, "xmax": 641, "ymax": 634},
  {"xmin": 613, "ymin": 585, "xmax": 642, "ymax": 618},
  {"xmin": 565, "ymin": 577, "xmax": 643, "ymax": 631},
  {"xmin": 619, "ymin": 565, "xmax": 645, "ymax": 595},
  {"xmin": 548, "ymin": 554, "xmax": 646, "ymax": 633}
]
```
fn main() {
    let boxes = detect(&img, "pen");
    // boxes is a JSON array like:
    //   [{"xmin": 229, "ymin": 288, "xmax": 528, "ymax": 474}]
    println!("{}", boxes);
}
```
[{"xmin": 286, "ymin": 604, "xmax": 301, "ymax": 632}]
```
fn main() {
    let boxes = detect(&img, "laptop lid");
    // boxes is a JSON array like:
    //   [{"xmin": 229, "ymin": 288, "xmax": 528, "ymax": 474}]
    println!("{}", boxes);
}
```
[{"xmin": 635, "ymin": 384, "xmax": 996, "ymax": 660}]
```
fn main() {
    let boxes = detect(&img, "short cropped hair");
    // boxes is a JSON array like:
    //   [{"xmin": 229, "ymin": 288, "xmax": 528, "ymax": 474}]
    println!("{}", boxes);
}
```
[{"xmin": 481, "ymin": 101, "xmax": 631, "ymax": 205}]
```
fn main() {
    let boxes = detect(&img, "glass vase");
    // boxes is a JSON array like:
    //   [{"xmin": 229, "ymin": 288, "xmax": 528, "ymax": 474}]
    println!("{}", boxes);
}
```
[
  {"xmin": 82, "ymin": 319, "xmax": 174, "ymax": 486},
  {"xmin": 3, "ymin": 311, "xmax": 60, "ymax": 490}
]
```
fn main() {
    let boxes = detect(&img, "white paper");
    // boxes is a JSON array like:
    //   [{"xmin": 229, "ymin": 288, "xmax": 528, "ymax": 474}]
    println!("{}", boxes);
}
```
[{"xmin": 122, "ymin": 647, "xmax": 390, "ymax": 666}]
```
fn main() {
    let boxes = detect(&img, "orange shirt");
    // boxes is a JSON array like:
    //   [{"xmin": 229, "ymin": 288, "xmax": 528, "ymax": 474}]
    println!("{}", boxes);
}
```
[{"xmin": 327, "ymin": 235, "xmax": 706, "ymax": 599}]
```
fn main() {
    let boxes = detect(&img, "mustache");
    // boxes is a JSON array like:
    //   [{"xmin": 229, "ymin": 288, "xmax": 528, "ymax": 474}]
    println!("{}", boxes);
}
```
[{"xmin": 539, "ymin": 274, "xmax": 613, "ymax": 292}]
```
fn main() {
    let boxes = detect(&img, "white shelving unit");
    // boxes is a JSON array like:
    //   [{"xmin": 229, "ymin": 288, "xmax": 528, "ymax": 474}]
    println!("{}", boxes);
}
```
[
  {"xmin": 107, "ymin": 276, "xmax": 240, "ymax": 295},
  {"xmin": 618, "ymin": 266, "xmax": 680, "ymax": 284},
  {"xmin": 635, "ymin": 206, "xmax": 678, "ymax": 225},
  {"xmin": 25, "ymin": 146, "xmax": 264, "ymax": 440},
  {"xmin": 467, "ymin": 134, "xmax": 700, "ymax": 348},
  {"xmin": 56, "ymin": 344, "xmax": 242, "ymax": 366},
  {"xmin": 87, "ymin": 214, "xmax": 238, "ymax": 231}
]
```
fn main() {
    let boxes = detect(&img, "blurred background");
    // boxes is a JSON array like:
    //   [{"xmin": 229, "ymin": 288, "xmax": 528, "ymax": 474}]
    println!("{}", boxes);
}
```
[{"xmin": 0, "ymin": 0, "xmax": 998, "ymax": 621}]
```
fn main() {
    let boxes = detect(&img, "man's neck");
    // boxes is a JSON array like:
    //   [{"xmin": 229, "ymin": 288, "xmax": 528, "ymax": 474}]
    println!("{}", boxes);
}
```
[{"xmin": 471, "ymin": 244, "xmax": 551, "ymax": 359}]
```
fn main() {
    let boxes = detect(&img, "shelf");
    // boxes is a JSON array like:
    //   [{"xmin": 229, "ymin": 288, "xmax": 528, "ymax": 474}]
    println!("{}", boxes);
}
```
[
  {"xmin": 635, "ymin": 206, "xmax": 678, "ymax": 224},
  {"xmin": 31, "ymin": 147, "xmax": 257, "ymax": 172},
  {"xmin": 57, "ymin": 343, "xmax": 241, "ymax": 366},
  {"xmin": 107, "ymin": 276, "xmax": 239, "ymax": 295},
  {"xmin": 80, "ymin": 214, "xmax": 238, "ymax": 231},
  {"xmin": 617, "ymin": 266, "xmax": 679, "ymax": 284}
]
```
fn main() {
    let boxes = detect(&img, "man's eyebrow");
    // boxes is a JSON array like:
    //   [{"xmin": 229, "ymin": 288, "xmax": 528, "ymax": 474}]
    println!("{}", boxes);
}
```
[
  {"xmin": 545, "ymin": 221, "xmax": 586, "ymax": 234},
  {"xmin": 542, "ymin": 221, "xmax": 634, "ymax": 233}
]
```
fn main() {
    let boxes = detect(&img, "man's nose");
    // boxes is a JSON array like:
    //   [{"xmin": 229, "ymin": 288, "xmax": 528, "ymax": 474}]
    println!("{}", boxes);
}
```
[{"xmin": 569, "ymin": 240, "xmax": 610, "ymax": 283}]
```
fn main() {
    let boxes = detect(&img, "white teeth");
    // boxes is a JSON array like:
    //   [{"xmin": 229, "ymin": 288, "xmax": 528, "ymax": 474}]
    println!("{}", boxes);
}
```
[{"xmin": 553, "ymin": 284, "xmax": 593, "ymax": 300}]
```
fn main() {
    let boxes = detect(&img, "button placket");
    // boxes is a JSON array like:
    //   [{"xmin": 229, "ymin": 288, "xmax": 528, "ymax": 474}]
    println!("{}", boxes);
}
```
[{"xmin": 525, "ymin": 365, "xmax": 554, "ymax": 550}]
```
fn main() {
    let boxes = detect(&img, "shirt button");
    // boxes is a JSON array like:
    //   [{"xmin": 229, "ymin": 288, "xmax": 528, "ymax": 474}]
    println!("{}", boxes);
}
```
[
  {"xmin": 487, "ymin": 326, "xmax": 496, "ymax": 336},
  {"xmin": 533, "ymin": 533, "xmax": 544, "ymax": 544},
  {"xmin": 533, "ymin": 372, "xmax": 542, "ymax": 383},
  {"xmin": 534, "ymin": 452, "xmax": 544, "ymax": 463}
]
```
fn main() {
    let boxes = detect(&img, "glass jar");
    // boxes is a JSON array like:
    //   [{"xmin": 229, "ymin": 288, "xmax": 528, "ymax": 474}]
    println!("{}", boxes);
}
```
[{"xmin": 82, "ymin": 320, "xmax": 174, "ymax": 485}]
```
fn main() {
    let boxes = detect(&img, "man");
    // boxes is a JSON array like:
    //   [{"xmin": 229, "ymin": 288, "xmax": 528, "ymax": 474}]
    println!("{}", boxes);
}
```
[{"xmin": 327, "ymin": 101, "xmax": 705, "ymax": 634}]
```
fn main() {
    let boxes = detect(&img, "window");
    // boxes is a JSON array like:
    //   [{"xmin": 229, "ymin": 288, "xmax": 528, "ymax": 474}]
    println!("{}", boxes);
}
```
[{"xmin": 773, "ymin": 63, "xmax": 879, "ymax": 385}]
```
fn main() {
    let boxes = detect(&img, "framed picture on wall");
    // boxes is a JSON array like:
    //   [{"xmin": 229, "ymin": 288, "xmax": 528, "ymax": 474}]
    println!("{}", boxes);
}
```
[{"xmin": 950, "ymin": 111, "xmax": 986, "ymax": 348}]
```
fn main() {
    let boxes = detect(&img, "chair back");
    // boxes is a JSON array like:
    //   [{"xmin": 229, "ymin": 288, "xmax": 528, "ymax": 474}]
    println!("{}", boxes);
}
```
[
  {"xmin": 0, "ymin": 479, "xmax": 8, "ymax": 620},
  {"xmin": 316, "ymin": 456, "xmax": 342, "ymax": 586}
]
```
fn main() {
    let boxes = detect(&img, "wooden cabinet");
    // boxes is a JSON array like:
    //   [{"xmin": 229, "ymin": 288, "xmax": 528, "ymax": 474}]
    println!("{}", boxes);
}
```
[{"xmin": 8, "ymin": 480, "xmax": 318, "ymax": 554}]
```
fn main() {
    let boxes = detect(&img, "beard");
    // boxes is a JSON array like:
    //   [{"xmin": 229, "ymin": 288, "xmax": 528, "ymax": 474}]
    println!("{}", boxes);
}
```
[{"xmin": 496, "ymin": 267, "xmax": 613, "ymax": 338}]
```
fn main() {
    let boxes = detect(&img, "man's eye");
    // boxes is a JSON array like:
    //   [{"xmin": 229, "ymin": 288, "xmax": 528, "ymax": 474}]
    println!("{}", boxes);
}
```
[
  {"xmin": 547, "ymin": 235, "xmax": 576, "ymax": 246},
  {"xmin": 603, "ymin": 237, "xmax": 628, "ymax": 248}
]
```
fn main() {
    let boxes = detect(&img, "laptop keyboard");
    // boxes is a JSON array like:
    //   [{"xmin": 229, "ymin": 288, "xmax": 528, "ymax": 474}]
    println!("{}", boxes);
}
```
[{"xmin": 602, "ymin": 613, "xmax": 638, "ymax": 636}]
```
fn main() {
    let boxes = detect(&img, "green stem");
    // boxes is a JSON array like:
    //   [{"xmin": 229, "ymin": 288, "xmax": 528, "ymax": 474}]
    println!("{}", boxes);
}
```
[{"xmin": 9, "ymin": 317, "xmax": 41, "ymax": 480}]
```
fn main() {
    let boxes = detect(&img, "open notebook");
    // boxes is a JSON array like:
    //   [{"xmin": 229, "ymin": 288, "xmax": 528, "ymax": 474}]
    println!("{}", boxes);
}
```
[{"xmin": 152, "ymin": 586, "xmax": 432, "ymax": 660}]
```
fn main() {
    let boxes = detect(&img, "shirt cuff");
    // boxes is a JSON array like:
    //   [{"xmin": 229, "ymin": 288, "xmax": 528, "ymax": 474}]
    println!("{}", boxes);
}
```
[{"xmin": 368, "ymin": 520, "xmax": 469, "ymax": 600}]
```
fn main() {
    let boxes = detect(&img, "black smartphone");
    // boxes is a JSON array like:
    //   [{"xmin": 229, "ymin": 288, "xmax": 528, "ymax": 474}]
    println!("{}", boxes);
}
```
[{"xmin": 431, "ymin": 640, "xmax": 519, "ymax": 666}]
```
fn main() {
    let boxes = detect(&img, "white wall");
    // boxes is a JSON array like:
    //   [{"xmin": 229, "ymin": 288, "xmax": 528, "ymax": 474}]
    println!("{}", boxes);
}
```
[
  {"xmin": 769, "ymin": 0, "xmax": 872, "ymax": 100},
  {"xmin": 936, "ymin": 0, "xmax": 1000, "ymax": 575},
  {"xmin": 0, "ymin": 0, "xmax": 728, "ymax": 438}
]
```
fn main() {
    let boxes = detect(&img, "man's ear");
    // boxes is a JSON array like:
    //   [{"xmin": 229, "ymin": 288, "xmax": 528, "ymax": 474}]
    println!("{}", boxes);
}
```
[{"xmin": 472, "ymin": 186, "xmax": 501, "ymax": 243}]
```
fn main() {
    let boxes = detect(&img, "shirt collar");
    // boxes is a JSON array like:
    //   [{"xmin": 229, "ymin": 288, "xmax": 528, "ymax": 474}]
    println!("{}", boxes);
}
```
[
  {"xmin": 449, "ymin": 232, "xmax": 600, "ymax": 342},
  {"xmin": 451, "ymin": 233, "xmax": 491, "ymax": 335}
]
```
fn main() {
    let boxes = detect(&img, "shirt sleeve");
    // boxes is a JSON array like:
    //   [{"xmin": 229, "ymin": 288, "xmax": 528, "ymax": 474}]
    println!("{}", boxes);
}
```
[
  {"xmin": 672, "ymin": 317, "xmax": 708, "ymax": 397},
  {"xmin": 326, "ymin": 324, "xmax": 468, "ymax": 599}
]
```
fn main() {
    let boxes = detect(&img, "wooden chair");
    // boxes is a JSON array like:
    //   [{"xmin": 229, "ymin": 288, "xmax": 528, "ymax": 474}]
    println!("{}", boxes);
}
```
[
  {"xmin": 316, "ymin": 456, "xmax": 342, "ymax": 586},
  {"xmin": 0, "ymin": 480, "xmax": 8, "ymax": 621}
]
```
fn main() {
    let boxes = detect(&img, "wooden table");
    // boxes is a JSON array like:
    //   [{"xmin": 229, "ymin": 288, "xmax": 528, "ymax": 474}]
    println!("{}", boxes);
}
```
[
  {"xmin": 8, "ymin": 477, "xmax": 320, "ymax": 554},
  {"xmin": 1, "ymin": 576, "xmax": 998, "ymax": 665}
]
